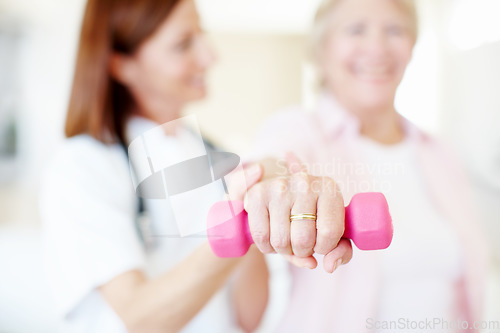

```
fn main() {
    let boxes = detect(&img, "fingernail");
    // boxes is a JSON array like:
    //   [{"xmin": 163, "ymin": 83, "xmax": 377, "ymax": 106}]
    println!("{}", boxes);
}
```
[{"xmin": 332, "ymin": 258, "xmax": 342, "ymax": 273}]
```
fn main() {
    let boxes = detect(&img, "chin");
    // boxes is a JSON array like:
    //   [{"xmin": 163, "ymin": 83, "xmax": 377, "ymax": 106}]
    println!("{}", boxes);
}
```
[
  {"xmin": 193, "ymin": 89, "xmax": 207, "ymax": 101},
  {"xmin": 348, "ymin": 91, "xmax": 394, "ymax": 112},
  {"xmin": 357, "ymin": 86, "xmax": 396, "ymax": 106},
  {"xmin": 183, "ymin": 87, "xmax": 207, "ymax": 103},
  {"xmin": 359, "ymin": 98, "xmax": 394, "ymax": 113}
]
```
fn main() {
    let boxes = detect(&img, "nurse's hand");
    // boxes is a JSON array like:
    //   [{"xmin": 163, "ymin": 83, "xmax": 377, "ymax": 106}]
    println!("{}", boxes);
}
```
[{"xmin": 244, "ymin": 153, "xmax": 353, "ymax": 272}]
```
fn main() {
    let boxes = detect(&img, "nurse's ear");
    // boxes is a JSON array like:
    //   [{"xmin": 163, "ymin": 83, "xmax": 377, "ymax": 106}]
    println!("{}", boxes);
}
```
[{"xmin": 109, "ymin": 52, "xmax": 138, "ymax": 86}]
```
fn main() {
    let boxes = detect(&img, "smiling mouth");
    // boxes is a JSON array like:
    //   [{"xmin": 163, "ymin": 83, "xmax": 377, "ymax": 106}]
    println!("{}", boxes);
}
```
[{"xmin": 354, "ymin": 65, "xmax": 393, "ymax": 82}]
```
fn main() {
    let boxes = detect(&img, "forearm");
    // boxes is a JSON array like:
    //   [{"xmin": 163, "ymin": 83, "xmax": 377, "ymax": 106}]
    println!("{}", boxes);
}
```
[
  {"xmin": 122, "ymin": 160, "xmax": 271, "ymax": 332},
  {"xmin": 101, "ymin": 242, "xmax": 243, "ymax": 333},
  {"xmin": 231, "ymin": 246, "xmax": 269, "ymax": 332}
]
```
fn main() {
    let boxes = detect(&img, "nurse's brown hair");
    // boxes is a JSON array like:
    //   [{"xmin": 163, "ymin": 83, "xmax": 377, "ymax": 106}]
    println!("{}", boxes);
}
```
[{"xmin": 65, "ymin": 0, "xmax": 182, "ymax": 144}]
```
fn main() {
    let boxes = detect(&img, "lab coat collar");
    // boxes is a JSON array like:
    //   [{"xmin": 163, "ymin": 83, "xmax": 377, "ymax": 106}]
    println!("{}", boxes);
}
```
[{"xmin": 125, "ymin": 116, "xmax": 160, "ymax": 145}]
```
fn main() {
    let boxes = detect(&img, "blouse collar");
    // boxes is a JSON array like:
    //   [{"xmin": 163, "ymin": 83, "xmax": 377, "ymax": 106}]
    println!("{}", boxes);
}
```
[{"xmin": 314, "ymin": 91, "xmax": 430, "ymax": 144}]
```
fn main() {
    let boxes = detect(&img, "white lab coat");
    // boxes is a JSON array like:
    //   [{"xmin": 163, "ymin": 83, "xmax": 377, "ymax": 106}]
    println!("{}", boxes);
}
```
[{"xmin": 40, "ymin": 116, "xmax": 238, "ymax": 333}]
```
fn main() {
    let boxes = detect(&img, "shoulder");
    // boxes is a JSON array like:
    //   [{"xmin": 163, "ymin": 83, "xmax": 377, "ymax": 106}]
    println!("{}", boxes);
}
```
[
  {"xmin": 406, "ymin": 120, "xmax": 470, "ymax": 184},
  {"xmin": 52, "ymin": 135, "xmax": 126, "ymax": 169},
  {"xmin": 42, "ymin": 135, "xmax": 133, "ymax": 202},
  {"xmin": 410, "ymin": 124, "xmax": 460, "ymax": 164},
  {"xmin": 49, "ymin": 135, "xmax": 127, "ymax": 176}
]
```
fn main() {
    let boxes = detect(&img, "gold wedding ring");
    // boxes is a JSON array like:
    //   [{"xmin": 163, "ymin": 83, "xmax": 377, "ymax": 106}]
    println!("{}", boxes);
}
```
[{"xmin": 290, "ymin": 213, "xmax": 317, "ymax": 222}]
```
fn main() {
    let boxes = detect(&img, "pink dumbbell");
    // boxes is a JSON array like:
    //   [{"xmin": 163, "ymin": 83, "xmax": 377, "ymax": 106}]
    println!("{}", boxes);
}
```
[{"xmin": 207, "ymin": 192, "xmax": 393, "ymax": 258}]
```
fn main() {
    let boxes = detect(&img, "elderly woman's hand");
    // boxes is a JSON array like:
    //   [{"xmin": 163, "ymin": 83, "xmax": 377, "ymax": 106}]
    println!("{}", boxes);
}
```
[{"xmin": 244, "ymin": 153, "xmax": 353, "ymax": 272}]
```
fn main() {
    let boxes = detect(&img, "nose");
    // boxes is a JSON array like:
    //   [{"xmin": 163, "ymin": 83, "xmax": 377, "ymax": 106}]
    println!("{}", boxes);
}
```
[
  {"xmin": 363, "ymin": 29, "xmax": 390, "ymax": 59},
  {"xmin": 196, "ymin": 35, "xmax": 217, "ymax": 70}
]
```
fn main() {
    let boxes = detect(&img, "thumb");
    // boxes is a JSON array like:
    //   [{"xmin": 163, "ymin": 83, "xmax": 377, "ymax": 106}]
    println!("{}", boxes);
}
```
[
  {"xmin": 285, "ymin": 151, "xmax": 307, "ymax": 174},
  {"xmin": 227, "ymin": 163, "xmax": 263, "ymax": 201}
]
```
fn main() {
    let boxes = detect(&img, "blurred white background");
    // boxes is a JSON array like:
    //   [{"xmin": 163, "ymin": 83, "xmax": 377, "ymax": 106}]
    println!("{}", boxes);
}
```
[{"xmin": 0, "ymin": 0, "xmax": 499, "ymax": 331}]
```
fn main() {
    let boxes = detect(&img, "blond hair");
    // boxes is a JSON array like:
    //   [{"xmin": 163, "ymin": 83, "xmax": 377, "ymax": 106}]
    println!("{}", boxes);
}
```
[{"xmin": 310, "ymin": 0, "xmax": 418, "ymax": 64}]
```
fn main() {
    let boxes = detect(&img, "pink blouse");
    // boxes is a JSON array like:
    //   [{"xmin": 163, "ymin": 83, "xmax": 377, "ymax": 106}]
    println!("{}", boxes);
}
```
[{"xmin": 252, "ymin": 93, "xmax": 489, "ymax": 333}]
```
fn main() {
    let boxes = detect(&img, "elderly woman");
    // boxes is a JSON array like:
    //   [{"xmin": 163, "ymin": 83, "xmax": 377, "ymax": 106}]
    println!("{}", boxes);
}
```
[{"xmin": 250, "ymin": 0, "xmax": 489, "ymax": 332}]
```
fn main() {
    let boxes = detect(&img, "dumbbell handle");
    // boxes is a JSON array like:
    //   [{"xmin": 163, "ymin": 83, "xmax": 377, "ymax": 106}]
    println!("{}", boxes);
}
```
[{"xmin": 207, "ymin": 192, "xmax": 393, "ymax": 258}]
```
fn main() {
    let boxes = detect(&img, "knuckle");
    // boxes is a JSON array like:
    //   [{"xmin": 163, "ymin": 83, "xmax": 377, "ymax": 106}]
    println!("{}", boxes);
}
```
[
  {"xmin": 292, "ymin": 233, "xmax": 316, "ymax": 249},
  {"xmin": 271, "ymin": 177, "xmax": 289, "ymax": 193},
  {"xmin": 270, "ymin": 235, "xmax": 290, "ymax": 251},
  {"xmin": 255, "ymin": 183, "xmax": 268, "ymax": 197},
  {"xmin": 246, "ymin": 184, "xmax": 263, "ymax": 203},
  {"xmin": 252, "ymin": 230, "xmax": 269, "ymax": 246},
  {"xmin": 293, "ymin": 172, "xmax": 312, "ymax": 193},
  {"xmin": 321, "ymin": 177, "xmax": 337, "ymax": 192},
  {"xmin": 270, "ymin": 179, "xmax": 290, "ymax": 201},
  {"xmin": 318, "ymin": 225, "xmax": 344, "ymax": 243},
  {"xmin": 309, "ymin": 177, "xmax": 324, "ymax": 194},
  {"xmin": 293, "ymin": 171, "xmax": 310, "ymax": 183}
]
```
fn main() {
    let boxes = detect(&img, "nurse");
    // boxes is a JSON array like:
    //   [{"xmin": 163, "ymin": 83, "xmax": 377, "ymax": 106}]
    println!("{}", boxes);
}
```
[{"xmin": 40, "ymin": 0, "xmax": 352, "ymax": 332}]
